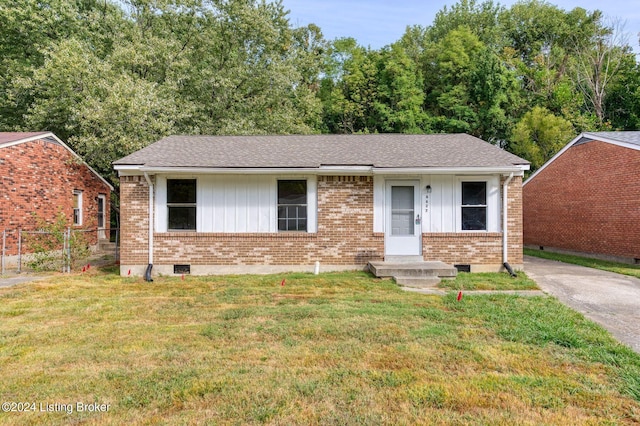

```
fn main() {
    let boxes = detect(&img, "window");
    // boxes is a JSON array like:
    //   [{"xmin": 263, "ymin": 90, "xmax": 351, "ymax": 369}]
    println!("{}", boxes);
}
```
[
  {"xmin": 167, "ymin": 179, "xmax": 196, "ymax": 230},
  {"xmin": 73, "ymin": 190, "xmax": 83, "ymax": 225},
  {"xmin": 461, "ymin": 181, "xmax": 487, "ymax": 231},
  {"xmin": 278, "ymin": 180, "xmax": 307, "ymax": 231}
]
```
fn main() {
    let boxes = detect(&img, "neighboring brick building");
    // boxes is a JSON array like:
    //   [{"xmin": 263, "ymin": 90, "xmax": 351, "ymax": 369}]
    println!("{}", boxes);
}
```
[
  {"xmin": 0, "ymin": 132, "xmax": 113, "ymax": 256},
  {"xmin": 113, "ymin": 134, "xmax": 529, "ymax": 276},
  {"xmin": 523, "ymin": 132, "xmax": 640, "ymax": 263}
]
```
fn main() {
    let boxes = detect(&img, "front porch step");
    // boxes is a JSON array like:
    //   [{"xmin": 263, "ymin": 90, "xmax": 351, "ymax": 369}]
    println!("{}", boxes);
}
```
[
  {"xmin": 384, "ymin": 255, "xmax": 425, "ymax": 263},
  {"xmin": 368, "ymin": 261, "xmax": 457, "ymax": 279},
  {"xmin": 393, "ymin": 276, "xmax": 442, "ymax": 288},
  {"xmin": 368, "ymin": 260, "xmax": 457, "ymax": 289}
]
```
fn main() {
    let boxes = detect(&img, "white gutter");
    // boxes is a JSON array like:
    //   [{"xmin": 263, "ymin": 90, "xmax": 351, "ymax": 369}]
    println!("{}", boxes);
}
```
[
  {"xmin": 372, "ymin": 166, "xmax": 528, "ymax": 175},
  {"xmin": 502, "ymin": 172, "xmax": 514, "ymax": 265},
  {"xmin": 115, "ymin": 165, "xmax": 529, "ymax": 176},
  {"xmin": 143, "ymin": 172, "xmax": 154, "ymax": 266}
]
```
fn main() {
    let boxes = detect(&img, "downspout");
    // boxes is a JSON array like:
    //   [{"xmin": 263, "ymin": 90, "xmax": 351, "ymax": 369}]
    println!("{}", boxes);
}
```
[
  {"xmin": 502, "ymin": 172, "xmax": 517, "ymax": 277},
  {"xmin": 143, "ymin": 172, "xmax": 154, "ymax": 282}
]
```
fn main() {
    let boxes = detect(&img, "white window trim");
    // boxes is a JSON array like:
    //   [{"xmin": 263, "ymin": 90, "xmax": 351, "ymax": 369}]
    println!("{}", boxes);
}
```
[
  {"xmin": 166, "ymin": 178, "xmax": 198, "ymax": 232},
  {"xmin": 275, "ymin": 176, "xmax": 317, "ymax": 233},
  {"xmin": 73, "ymin": 190, "xmax": 83, "ymax": 226},
  {"xmin": 455, "ymin": 176, "xmax": 500, "ymax": 232}
]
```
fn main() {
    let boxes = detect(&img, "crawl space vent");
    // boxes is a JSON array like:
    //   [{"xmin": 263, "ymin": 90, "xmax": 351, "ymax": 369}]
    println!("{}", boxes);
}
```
[{"xmin": 174, "ymin": 264, "xmax": 191, "ymax": 274}]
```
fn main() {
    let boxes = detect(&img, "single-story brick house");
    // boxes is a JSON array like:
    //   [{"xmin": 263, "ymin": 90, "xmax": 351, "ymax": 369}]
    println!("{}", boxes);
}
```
[
  {"xmin": 0, "ymin": 132, "xmax": 113, "ymax": 256},
  {"xmin": 113, "ymin": 134, "xmax": 530, "ymax": 277},
  {"xmin": 523, "ymin": 131, "xmax": 640, "ymax": 263}
]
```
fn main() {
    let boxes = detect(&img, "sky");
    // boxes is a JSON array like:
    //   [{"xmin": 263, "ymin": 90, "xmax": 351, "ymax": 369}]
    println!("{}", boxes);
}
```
[{"xmin": 281, "ymin": 0, "xmax": 640, "ymax": 53}]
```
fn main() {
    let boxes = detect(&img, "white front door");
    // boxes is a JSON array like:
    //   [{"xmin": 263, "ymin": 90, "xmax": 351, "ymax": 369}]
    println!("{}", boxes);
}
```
[{"xmin": 385, "ymin": 180, "xmax": 422, "ymax": 256}]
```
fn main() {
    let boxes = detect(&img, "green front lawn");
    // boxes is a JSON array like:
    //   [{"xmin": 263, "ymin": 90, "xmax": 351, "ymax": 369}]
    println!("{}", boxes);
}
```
[
  {"xmin": 525, "ymin": 248, "xmax": 640, "ymax": 279},
  {"xmin": 438, "ymin": 271, "xmax": 539, "ymax": 291},
  {"xmin": 0, "ymin": 269, "xmax": 639, "ymax": 424}
]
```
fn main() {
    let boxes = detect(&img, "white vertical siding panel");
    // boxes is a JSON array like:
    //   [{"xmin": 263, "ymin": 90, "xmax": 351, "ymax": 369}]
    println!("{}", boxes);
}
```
[
  {"xmin": 155, "ymin": 176, "xmax": 167, "ymax": 233},
  {"xmin": 257, "ymin": 178, "xmax": 269, "ymax": 232},
  {"xmin": 223, "ymin": 177, "xmax": 235, "ymax": 231},
  {"xmin": 441, "ymin": 175, "xmax": 456, "ymax": 232},
  {"xmin": 236, "ymin": 176, "xmax": 248, "ymax": 233},
  {"xmin": 211, "ymin": 177, "xmax": 224, "ymax": 232},
  {"xmin": 421, "ymin": 176, "xmax": 430, "ymax": 233},
  {"xmin": 246, "ymin": 178, "xmax": 259, "ymax": 232},
  {"xmin": 307, "ymin": 176, "xmax": 317, "ymax": 233},
  {"xmin": 373, "ymin": 175, "xmax": 384, "ymax": 233},
  {"xmin": 199, "ymin": 176, "xmax": 213, "ymax": 232},
  {"xmin": 268, "ymin": 177, "xmax": 277, "ymax": 232},
  {"xmin": 430, "ymin": 175, "xmax": 443, "ymax": 233},
  {"xmin": 487, "ymin": 175, "xmax": 500, "ymax": 232}
]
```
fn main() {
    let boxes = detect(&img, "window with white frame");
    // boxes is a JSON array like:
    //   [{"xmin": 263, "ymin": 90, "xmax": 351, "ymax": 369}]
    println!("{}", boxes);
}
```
[
  {"xmin": 167, "ymin": 179, "xmax": 196, "ymax": 230},
  {"xmin": 461, "ymin": 181, "xmax": 487, "ymax": 231},
  {"xmin": 72, "ymin": 190, "xmax": 83, "ymax": 226},
  {"xmin": 277, "ymin": 180, "xmax": 307, "ymax": 231}
]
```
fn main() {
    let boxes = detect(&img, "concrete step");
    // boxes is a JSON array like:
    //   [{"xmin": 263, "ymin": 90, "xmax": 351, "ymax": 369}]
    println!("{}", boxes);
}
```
[
  {"xmin": 369, "ymin": 261, "xmax": 457, "ymax": 279},
  {"xmin": 97, "ymin": 240, "xmax": 117, "ymax": 252},
  {"xmin": 394, "ymin": 276, "xmax": 442, "ymax": 288}
]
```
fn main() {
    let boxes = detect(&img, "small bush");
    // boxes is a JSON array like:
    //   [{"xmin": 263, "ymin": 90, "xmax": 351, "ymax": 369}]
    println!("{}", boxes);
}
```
[{"xmin": 24, "ymin": 211, "xmax": 91, "ymax": 271}]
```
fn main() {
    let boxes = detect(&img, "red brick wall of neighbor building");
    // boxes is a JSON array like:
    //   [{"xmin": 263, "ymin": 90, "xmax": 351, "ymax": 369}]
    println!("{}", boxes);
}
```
[
  {"xmin": 523, "ymin": 141, "xmax": 640, "ymax": 260},
  {"xmin": 120, "ymin": 174, "xmax": 525, "ymax": 272},
  {"xmin": 0, "ymin": 139, "xmax": 111, "ymax": 255}
]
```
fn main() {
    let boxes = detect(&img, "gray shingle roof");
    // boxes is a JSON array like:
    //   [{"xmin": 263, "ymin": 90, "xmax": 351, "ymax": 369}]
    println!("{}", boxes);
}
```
[
  {"xmin": 113, "ymin": 134, "xmax": 529, "ymax": 169},
  {"xmin": 584, "ymin": 131, "xmax": 640, "ymax": 147}
]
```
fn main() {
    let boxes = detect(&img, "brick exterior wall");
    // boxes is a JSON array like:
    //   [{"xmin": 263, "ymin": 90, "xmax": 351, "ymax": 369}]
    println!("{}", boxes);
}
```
[
  {"xmin": 506, "ymin": 175, "xmax": 524, "ymax": 265},
  {"xmin": 524, "ymin": 141, "xmax": 640, "ymax": 261},
  {"xmin": 119, "ymin": 175, "xmax": 151, "ymax": 265},
  {"xmin": 0, "ymin": 139, "xmax": 111, "ymax": 255},
  {"xmin": 120, "ymin": 174, "xmax": 524, "ymax": 274}
]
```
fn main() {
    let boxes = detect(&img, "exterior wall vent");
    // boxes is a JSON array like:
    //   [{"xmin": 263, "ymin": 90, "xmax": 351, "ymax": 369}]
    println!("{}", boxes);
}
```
[
  {"xmin": 454, "ymin": 264, "xmax": 471, "ymax": 273},
  {"xmin": 174, "ymin": 264, "xmax": 191, "ymax": 274}
]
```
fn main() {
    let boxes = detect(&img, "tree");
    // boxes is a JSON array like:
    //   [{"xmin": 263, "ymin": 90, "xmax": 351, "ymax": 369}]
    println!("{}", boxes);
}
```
[
  {"xmin": 0, "ymin": 0, "xmax": 125, "ymax": 130},
  {"xmin": 18, "ymin": 38, "xmax": 177, "ymax": 184},
  {"xmin": 510, "ymin": 106, "xmax": 575, "ymax": 170},
  {"xmin": 429, "ymin": 0, "xmax": 505, "ymax": 48},
  {"xmin": 604, "ymin": 55, "xmax": 640, "ymax": 129},
  {"xmin": 373, "ymin": 43, "xmax": 427, "ymax": 133},
  {"xmin": 319, "ymin": 38, "xmax": 379, "ymax": 133},
  {"xmin": 174, "ymin": 0, "xmax": 323, "ymax": 135},
  {"xmin": 500, "ymin": 1, "xmax": 601, "ymax": 117},
  {"xmin": 573, "ymin": 17, "xmax": 631, "ymax": 126}
]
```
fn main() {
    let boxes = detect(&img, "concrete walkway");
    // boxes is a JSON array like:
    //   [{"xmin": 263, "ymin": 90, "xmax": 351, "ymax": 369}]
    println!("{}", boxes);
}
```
[
  {"xmin": 525, "ymin": 255, "xmax": 640, "ymax": 353},
  {"xmin": 0, "ymin": 274, "xmax": 52, "ymax": 288}
]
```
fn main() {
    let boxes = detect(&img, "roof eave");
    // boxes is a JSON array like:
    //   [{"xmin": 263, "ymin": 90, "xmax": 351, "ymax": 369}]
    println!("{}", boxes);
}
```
[
  {"xmin": 115, "ymin": 164, "xmax": 529, "ymax": 176},
  {"xmin": 582, "ymin": 132, "xmax": 640, "ymax": 151}
]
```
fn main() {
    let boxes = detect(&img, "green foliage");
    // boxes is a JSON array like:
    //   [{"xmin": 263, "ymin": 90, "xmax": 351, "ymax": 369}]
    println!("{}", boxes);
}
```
[
  {"xmin": 510, "ymin": 106, "xmax": 575, "ymax": 170},
  {"xmin": 24, "ymin": 211, "xmax": 91, "ymax": 272},
  {"xmin": 1, "ymin": 0, "xmax": 639, "ymax": 172}
]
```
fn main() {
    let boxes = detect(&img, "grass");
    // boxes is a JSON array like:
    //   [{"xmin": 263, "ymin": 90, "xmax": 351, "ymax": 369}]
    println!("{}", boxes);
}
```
[
  {"xmin": 525, "ymin": 248, "xmax": 640, "ymax": 279},
  {"xmin": 0, "ymin": 267, "xmax": 639, "ymax": 424},
  {"xmin": 438, "ymin": 271, "xmax": 539, "ymax": 291}
]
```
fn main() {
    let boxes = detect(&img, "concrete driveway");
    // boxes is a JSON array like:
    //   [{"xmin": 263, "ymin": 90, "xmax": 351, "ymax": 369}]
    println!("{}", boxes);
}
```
[{"xmin": 525, "ymin": 255, "xmax": 640, "ymax": 353}]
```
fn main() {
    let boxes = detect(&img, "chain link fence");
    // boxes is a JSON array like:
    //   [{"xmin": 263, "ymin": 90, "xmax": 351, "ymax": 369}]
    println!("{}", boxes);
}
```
[{"xmin": 1, "ymin": 228, "xmax": 119, "ymax": 275}]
